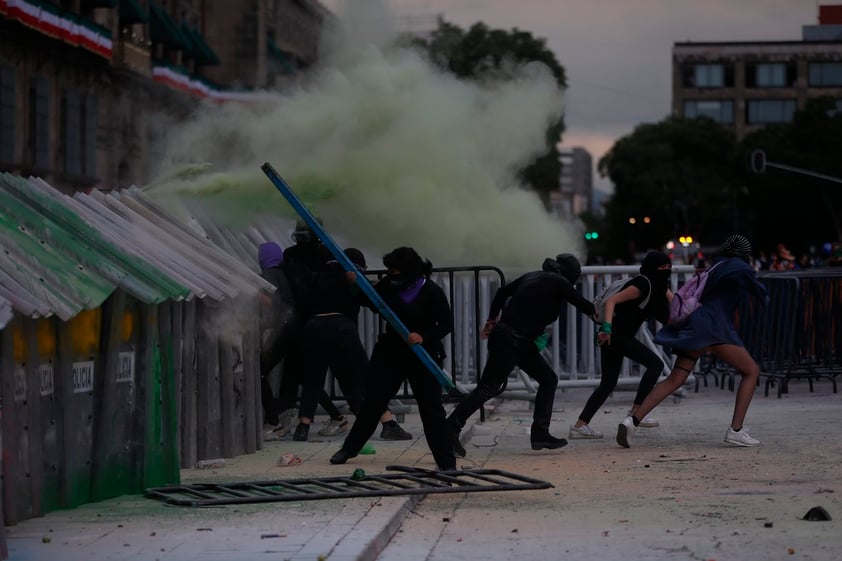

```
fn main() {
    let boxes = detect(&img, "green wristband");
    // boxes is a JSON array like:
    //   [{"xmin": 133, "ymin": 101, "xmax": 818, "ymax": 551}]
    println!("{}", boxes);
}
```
[{"xmin": 599, "ymin": 322, "xmax": 612, "ymax": 334}]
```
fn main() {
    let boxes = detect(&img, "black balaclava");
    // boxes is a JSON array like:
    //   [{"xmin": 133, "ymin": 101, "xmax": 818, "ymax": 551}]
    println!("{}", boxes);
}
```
[
  {"xmin": 640, "ymin": 251, "xmax": 672, "ymax": 290},
  {"xmin": 383, "ymin": 246, "xmax": 426, "ymax": 289},
  {"xmin": 551, "ymin": 253, "xmax": 582, "ymax": 285},
  {"xmin": 719, "ymin": 234, "xmax": 752, "ymax": 263},
  {"xmin": 344, "ymin": 247, "xmax": 367, "ymax": 269}
]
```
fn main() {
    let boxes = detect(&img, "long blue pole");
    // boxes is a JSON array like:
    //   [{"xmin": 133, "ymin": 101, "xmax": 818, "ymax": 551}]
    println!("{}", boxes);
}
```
[{"xmin": 260, "ymin": 163, "xmax": 455, "ymax": 391}]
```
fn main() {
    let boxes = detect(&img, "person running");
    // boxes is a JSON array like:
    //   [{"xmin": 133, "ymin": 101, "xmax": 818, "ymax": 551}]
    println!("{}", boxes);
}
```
[
  {"xmin": 330, "ymin": 247, "xmax": 456, "ymax": 471},
  {"xmin": 569, "ymin": 251, "xmax": 673, "ymax": 440},
  {"xmin": 447, "ymin": 254, "xmax": 596, "ymax": 457},
  {"xmin": 291, "ymin": 248, "xmax": 411, "ymax": 442},
  {"xmin": 616, "ymin": 234, "xmax": 768, "ymax": 448}
]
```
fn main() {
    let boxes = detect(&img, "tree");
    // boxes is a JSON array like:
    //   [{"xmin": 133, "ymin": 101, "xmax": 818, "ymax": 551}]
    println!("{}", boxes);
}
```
[
  {"xmin": 409, "ymin": 20, "xmax": 566, "ymax": 208},
  {"xmin": 597, "ymin": 117, "xmax": 742, "ymax": 260},
  {"xmin": 742, "ymin": 97, "xmax": 842, "ymax": 254}
]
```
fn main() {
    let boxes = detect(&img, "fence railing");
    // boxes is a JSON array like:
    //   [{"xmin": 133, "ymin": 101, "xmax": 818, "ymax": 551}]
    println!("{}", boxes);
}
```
[{"xmin": 343, "ymin": 265, "xmax": 697, "ymax": 402}]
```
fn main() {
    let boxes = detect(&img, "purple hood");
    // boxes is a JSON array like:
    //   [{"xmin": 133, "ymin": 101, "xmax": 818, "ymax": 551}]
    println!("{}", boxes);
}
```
[{"xmin": 258, "ymin": 242, "xmax": 284, "ymax": 270}]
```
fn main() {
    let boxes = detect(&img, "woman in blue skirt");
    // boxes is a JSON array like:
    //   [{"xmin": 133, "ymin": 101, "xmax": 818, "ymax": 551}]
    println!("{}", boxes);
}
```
[{"xmin": 616, "ymin": 234, "xmax": 767, "ymax": 448}]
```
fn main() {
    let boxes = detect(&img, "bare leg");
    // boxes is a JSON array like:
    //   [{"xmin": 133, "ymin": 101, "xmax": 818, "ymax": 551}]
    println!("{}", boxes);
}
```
[
  {"xmin": 709, "ymin": 344, "xmax": 759, "ymax": 430},
  {"xmin": 634, "ymin": 354, "xmax": 699, "ymax": 420}
]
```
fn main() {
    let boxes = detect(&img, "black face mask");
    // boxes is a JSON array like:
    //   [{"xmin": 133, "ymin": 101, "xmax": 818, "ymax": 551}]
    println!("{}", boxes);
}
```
[{"xmin": 387, "ymin": 273, "xmax": 415, "ymax": 289}]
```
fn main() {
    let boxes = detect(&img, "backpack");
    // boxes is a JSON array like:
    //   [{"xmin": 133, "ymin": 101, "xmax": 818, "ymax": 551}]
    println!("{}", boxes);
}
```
[
  {"xmin": 593, "ymin": 275, "xmax": 651, "ymax": 323},
  {"xmin": 668, "ymin": 262, "xmax": 722, "ymax": 325}
]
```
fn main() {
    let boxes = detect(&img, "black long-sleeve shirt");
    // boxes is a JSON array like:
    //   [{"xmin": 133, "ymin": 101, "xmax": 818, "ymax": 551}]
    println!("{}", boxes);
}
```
[
  {"xmin": 371, "ymin": 277, "xmax": 453, "ymax": 362},
  {"xmin": 490, "ymin": 271, "xmax": 595, "ymax": 339},
  {"xmin": 308, "ymin": 262, "xmax": 363, "ymax": 319}
]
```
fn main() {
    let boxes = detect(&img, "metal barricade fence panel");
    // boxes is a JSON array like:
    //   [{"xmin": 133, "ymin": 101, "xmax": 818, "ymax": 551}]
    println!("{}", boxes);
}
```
[{"xmin": 328, "ymin": 265, "xmax": 697, "ymax": 403}]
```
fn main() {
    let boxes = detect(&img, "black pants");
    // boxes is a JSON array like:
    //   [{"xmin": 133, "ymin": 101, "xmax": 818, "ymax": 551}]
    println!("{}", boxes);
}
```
[
  {"xmin": 260, "ymin": 322, "xmax": 342, "ymax": 425},
  {"xmin": 298, "ymin": 315, "xmax": 367, "ymax": 420},
  {"xmin": 449, "ymin": 323, "xmax": 558, "ymax": 433},
  {"xmin": 340, "ymin": 338, "xmax": 456, "ymax": 470},
  {"xmin": 577, "ymin": 333, "xmax": 664, "ymax": 423}
]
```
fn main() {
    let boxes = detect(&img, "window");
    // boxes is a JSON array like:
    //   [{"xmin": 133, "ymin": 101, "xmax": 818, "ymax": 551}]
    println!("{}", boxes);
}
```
[
  {"xmin": 808, "ymin": 62, "xmax": 842, "ymax": 86},
  {"xmin": 60, "ymin": 90, "xmax": 97, "ymax": 178},
  {"xmin": 683, "ymin": 100, "xmax": 734, "ymax": 123},
  {"xmin": 61, "ymin": 89, "xmax": 81, "ymax": 176},
  {"xmin": 746, "ymin": 99, "xmax": 796, "ymax": 124},
  {"xmin": 28, "ymin": 77, "xmax": 50, "ymax": 170},
  {"xmin": 84, "ymin": 94, "xmax": 97, "ymax": 178},
  {"xmin": 682, "ymin": 63, "xmax": 734, "ymax": 88},
  {"xmin": 746, "ymin": 62, "xmax": 796, "ymax": 88},
  {"xmin": 0, "ymin": 66, "xmax": 15, "ymax": 164}
]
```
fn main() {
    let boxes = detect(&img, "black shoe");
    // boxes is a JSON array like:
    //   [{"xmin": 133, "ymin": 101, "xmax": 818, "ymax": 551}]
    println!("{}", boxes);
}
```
[
  {"xmin": 530, "ymin": 434, "xmax": 568, "ymax": 450},
  {"xmin": 293, "ymin": 423, "xmax": 310, "ymax": 442},
  {"xmin": 449, "ymin": 424, "xmax": 466, "ymax": 458},
  {"xmin": 380, "ymin": 421, "xmax": 413, "ymax": 441},
  {"xmin": 330, "ymin": 448, "xmax": 358, "ymax": 465}
]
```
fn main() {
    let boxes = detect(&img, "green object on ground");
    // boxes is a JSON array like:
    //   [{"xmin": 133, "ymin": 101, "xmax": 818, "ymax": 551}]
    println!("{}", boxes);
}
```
[
  {"xmin": 360, "ymin": 443, "xmax": 376, "ymax": 455},
  {"xmin": 351, "ymin": 468, "xmax": 366, "ymax": 481}
]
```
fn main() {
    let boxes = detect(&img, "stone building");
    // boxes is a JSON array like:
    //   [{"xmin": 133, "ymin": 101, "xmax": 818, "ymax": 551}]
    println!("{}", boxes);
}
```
[{"xmin": 0, "ymin": 0, "xmax": 329, "ymax": 192}]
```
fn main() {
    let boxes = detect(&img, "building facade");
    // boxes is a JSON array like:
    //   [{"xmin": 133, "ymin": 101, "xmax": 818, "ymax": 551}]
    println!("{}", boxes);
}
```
[
  {"xmin": 557, "ymin": 146, "xmax": 593, "ymax": 217},
  {"xmin": 672, "ymin": 8, "xmax": 842, "ymax": 140},
  {"xmin": 0, "ymin": 0, "xmax": 328, "ymax": 192}
]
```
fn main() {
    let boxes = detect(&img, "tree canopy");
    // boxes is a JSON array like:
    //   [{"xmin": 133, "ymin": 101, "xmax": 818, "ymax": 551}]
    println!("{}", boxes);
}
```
[
  {"xmin": 742, "ymin": 98, "xmax": 842, "ymax": 253},
  {"xmin": 409, "ymin": 19, "xmax": 566, "ymax": 207},
  {"xmin": 597, "ymin": 117, "xmax": 742, "ymax": 259},
  {"xmin": 595, "ymin": 100, "xmax": 842, "ymax": 261}
]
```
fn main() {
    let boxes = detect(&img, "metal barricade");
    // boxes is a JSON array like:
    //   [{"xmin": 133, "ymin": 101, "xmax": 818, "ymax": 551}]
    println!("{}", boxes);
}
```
[{"xmin": 329, "ymin": 264, "xmax": 698, "ymax": 404}]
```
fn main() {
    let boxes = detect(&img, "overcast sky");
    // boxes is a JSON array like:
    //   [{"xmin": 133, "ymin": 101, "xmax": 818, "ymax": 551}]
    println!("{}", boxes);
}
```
[{"xmin": 321, "ymin": 0, "xmax": 823, "ymax": 192}]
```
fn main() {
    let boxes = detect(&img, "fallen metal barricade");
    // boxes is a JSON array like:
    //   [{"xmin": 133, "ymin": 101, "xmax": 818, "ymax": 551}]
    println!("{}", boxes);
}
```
[{"xmin": 144, "ymin": 465, "xmax": 553, "ymax": 507}]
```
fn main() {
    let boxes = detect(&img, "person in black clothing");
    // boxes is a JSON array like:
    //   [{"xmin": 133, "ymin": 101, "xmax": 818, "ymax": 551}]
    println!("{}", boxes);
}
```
[
  {"xmin": 259, "ymin": 224, "xmax": 347, "ymax": 439},
  {"xmin": 291, "ymin": 248, "xmax": 412, "ymax": 442},
  {"xmin": 447, "ymin": 254, "xmax": 596, "ymax": 456},
  {"xmin": 568, "ymin": 251, "xmax": 673, "ymax": 440},
  {"xmin": 257, "ymin": 242, "xmax": 299, "ymax": 432},
  {"xmin": 330, "ymin": 247, "xmax": 456, "ymax": 471}
]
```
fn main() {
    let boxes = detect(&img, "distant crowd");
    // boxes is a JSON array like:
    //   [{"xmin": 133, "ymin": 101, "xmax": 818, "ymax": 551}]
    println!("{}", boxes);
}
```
[{"xmin": 752, "ymin": 242, "xmax": 842, "ymax": 271}]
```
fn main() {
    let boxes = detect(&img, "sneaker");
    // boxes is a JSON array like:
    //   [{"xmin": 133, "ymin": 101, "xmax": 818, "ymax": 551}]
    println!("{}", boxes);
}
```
[
  {"xmin": 616, "ymin": 416, "xmax": 636, "ymax": 448},
  {"xmin": 568, "ymin": 424, "xmax": 604, "ymax": 439},
  {"xmin": 263, "ymin": 424, "xmax": 281, "ymax": 442},
  {"xmin": 530, "ymin": 432, "xmax": 568, "ymax": 450},
  {"xmin": 318, "ymin": 417, "xmax": 350, "ymax": 437},
  {"xmin": 629, "ymin": 410, "xmax": 659, "ymax": 428},
  {"xmin": 272, "ymin": 408, "xmax": 297, "ymax": 438},
  {"xmin": 724, "ymin": 427, "xmax": 760, "ymax": 447},
  {"xmin": 329, "ymin": 448, "xmax": 358, "ymax": 465},
  {"xmin": 380, "ymin": 421, "xmax": 413, "ymax": 441},
  {"xmin": 293, "ymin": 422, "xmax": 310, "ymax": 442},
  {"xmin": 449, "ymin": 424, "xmax": 467, "ymax": 458}
]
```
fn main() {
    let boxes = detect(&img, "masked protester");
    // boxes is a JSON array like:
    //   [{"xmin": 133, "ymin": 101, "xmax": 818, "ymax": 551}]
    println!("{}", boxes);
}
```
[
  {"xmin": 447, "ymin": 254, "xmax": 596, "ymax": 457},
  {"xmin": 618, "ymin": 234, "xmax": 768, "ymax": 448},
  {"xmin": 569, "ymin": 251, "xmax": 673, "ymax": 440},
  {"xmin": 330, "ymin": 247, "xmax": 456, "ymax": 471},
  {"xmin": 292, "ymin": 248, "xmax": 411, "ymax": 442}
]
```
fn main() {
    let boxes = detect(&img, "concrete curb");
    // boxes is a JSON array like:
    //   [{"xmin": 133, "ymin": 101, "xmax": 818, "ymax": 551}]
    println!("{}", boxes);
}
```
[{"xmin": 336, "ymin": 400, "xmax": 501, "ymax": 561}]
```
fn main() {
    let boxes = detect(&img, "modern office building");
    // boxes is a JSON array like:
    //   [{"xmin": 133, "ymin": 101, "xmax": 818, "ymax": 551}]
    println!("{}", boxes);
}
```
[
  {"xmin": 0, "ymin": 0, "xmax": 329, "ymax": 192},
  {"xmin": 672, "ymin": 4, "xmax": 842, "ymax": 139},
  {"xmin": 557, "ymin": 146, "xmax": 594, "ymax": 218}
]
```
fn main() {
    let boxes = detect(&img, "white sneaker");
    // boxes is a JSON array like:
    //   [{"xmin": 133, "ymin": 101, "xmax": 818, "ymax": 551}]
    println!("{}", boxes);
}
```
[
  {"xmin": 263, "ymin": 424, "xmax": 281, "ymax": 442},
  {"xmin": 318, "ymin": 417, "xmax": 350, "ymax": 437},
  {"xmin": 724, "ymin": 427, "xmax": 760, "ymax": 447},
  {"xmin": 272, "ymin": 408, "xmax": 297, "ymax": 438},
  {"xmin": 568, "ymin": 424, "xmax": 604, "ymax": 439},
  {"xmin": 616, "ymin": 416, "xmax": 636, "ymax": 448},
  {"xmin": 629, "ymin": 410, "xmax": 659, "ymax": 428}
]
